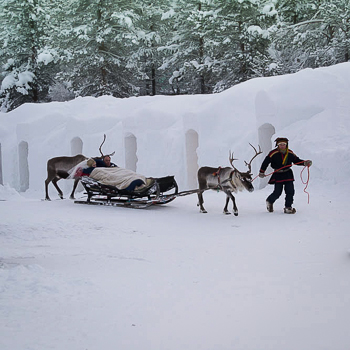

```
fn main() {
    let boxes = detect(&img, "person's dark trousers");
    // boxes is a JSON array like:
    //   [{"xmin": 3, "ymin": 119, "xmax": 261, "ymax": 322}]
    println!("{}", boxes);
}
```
[
  {"xmin": 267, "ymin": 181, "xmax": 295, "ymax": 207},
  {"xmin": 124, "ymin": 179, "xmax": 145, "ymax": 192}
]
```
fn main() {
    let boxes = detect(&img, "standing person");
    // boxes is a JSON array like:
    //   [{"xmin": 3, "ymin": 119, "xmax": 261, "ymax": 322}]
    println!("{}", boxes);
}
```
[{"xmin": 259, "ymin": 137, "xmax": 312, "ymax": 214}]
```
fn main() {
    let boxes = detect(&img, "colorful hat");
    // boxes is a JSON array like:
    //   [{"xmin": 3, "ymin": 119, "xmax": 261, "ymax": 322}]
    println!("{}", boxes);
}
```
[{"xmin": 275, "ymin": 137, "xmax": 289, "ymax": 146}]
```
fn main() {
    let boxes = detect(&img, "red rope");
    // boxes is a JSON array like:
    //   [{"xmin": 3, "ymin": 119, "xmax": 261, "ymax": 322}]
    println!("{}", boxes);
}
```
[
  {"xmin": 300, "ymin": 164, "xmax": 310, "ymax": 204},
  {"xmin": 252, "ymin": 161, "xmax": 311, "ymax": 203}
]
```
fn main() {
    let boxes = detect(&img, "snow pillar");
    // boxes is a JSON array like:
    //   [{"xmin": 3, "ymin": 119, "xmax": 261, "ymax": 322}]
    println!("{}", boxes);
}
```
[
  {"xmin": 18, "ymin": 141, "xmax": 29, "ymax": 192},
  {"xmin": 185, "ymin": 129, "xmax": 199, "ymax": 189},
  {"xmin": 71, "ymin": 137, "xmax": 83, "ymax": 155},
  {"xmin": 255, "ymin": 90, "xmax": 276, "ymax": 189},
  {"xmin": 258, "ymin": 123, "xmax": 275, "ymax": 189},
  {"xmin": 124, "ymin": 133, "xmax": 137, "ymax": 172},
  {"xmin": 71, "ymin": 137, "xmax": 84, "ymax": 193}
]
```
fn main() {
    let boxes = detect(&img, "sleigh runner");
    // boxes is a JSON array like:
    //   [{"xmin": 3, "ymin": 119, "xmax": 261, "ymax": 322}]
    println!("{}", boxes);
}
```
[{"xmin": 74, "ymin": 175, "xmax": 179, "ymax": 209}]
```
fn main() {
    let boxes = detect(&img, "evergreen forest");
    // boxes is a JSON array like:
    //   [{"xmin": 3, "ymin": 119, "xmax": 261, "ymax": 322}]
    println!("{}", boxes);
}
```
[{"xmin": 1, "ymin": 0, "xmax": 349, "ymax": 111}]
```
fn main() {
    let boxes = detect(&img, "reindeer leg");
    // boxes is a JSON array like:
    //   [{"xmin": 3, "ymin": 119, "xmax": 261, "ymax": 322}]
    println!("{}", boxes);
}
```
[
  {"xmin": 230, "ymin": 193, "xmax": 238, "ymax": 216},
  {"xmin": 223, "ymin": 194, "xmax": 231, "ymax": 215},
  {"xmin": 197, "ymin": 191, "xmax": 207, "ymax": 213},
  {"xmin": 224, "ymin": 191, "xmax": 238, "ymax": 216},
  {"xmin": 70, "ymin": 178, "xmax": 80, "ymax": 199},
  {"xmin": 44, "ymin": 178, "xmax": 52, "ymax": 201},
  {"xmin": 52, "ymin": 177, "xmax": 64, "ymax": 199}
]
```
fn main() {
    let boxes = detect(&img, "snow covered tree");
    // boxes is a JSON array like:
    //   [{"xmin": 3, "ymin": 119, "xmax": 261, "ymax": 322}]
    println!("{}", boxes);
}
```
[
  {"xmin": 211, "ymin": 0, "xmax": 277, "ymax": 91},
  {"xmin": 158, "ymin": 0, "xmax": 225, "ymax": 94},
  {"xmin": 274, "ymin": 0, "xmax": 315, "ymax": 24},
  {"xmin": 0, "ymin": 0, "xmax": 59, "ymax": 111},
  {"xmin": 125, "ymin": 0, "xmax": 172, "ymax": 96},
  {"xmin": 269, "ymin": 0, "xmax": 350, "ymax": 74},
  {"xmin": 319, "ymin": 0, "xmax": 350, "ymax": 63},
  {"xmin": 268, "ymin": 0, "xmax": 325, "ymax": 74},
  {"xmin": 1, "ymin": 0, "xmax": 348, "ymax": 110},
  {"xmin": 54, "ymin": 0, "xmax": 139, "ymax": 98},
  {"xmin": 158, "ymin": 0, "xmax": 277, "ymax": 94}
]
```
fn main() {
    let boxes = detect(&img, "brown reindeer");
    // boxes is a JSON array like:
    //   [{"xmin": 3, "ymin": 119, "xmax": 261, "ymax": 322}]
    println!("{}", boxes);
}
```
[
  {"xmin": 45, "ymin": 154, "xmax": 87, "ymax": 200},
  {"xmin": 197, "ymin": 144, "xmax": 262, "ymax": 215},
  {"xmin": 44, "ymin": 134, "xmax": 115, "ymax": 200}
]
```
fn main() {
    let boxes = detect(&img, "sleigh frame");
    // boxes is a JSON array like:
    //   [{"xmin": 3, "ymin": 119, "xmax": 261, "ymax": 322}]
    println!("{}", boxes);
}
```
[{"xmin": 74, "ymin": 175, "xmax": 179, "ymax": 209}]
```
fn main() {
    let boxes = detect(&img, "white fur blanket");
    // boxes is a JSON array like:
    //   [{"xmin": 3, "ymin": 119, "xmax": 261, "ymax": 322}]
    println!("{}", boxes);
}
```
[{"xmin": 90, "ymin": 167, "xmax": 146, "ymax": 190}]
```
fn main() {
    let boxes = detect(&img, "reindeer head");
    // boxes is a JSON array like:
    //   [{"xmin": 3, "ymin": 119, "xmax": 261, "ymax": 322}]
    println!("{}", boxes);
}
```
[{"xmin": 229, "ymin": 143, "xmax": 262, "ymax": 192}]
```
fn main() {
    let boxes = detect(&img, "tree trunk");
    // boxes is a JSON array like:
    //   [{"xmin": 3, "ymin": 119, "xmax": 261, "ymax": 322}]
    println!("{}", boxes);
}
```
[
  {"xmin": 151, "ymin": 64, "xmax": 156, "ymax": 95},
  {"xmin": 199, "ymin": 37, "xmax": 205, "ymax": 94}
]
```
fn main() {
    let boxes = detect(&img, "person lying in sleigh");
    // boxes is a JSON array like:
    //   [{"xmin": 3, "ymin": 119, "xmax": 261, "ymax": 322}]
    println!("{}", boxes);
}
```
[{"xmin": 70, "ymin": 158, "xmax": 154, "ymax": 192}]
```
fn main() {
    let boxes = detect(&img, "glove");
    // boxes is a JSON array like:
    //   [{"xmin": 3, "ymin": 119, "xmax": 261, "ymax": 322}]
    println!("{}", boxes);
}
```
[
  {"xmin": 259, "ymin": 172, "xmax": 265, "ymax": 178},
  {"xmin": 304, "ymin": 160, "xmax": 312, "ymax": 167}
]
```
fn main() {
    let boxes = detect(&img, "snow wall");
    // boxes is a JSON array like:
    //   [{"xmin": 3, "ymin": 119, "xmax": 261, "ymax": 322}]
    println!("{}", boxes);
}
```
[{"xmin": 0, "ymin": 62, "xmax": 349, "ymax": 198}]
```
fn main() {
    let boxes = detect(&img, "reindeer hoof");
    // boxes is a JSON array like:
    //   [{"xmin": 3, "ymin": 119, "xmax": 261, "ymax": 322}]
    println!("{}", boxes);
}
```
[
  {"xmin": 200, "ymin": 209, "xmax": 207, "ymax": 213},
  {"xmin": 223, "ymin": 210, "xmax": 231, "ymax": 215},
  {"xmin": 234, "ymin": 212, "xmax": 238, "ymax": 216}
]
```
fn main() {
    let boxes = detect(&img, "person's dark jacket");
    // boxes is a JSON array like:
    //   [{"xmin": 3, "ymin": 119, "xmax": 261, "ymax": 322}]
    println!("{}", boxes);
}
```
[
  {"xmin": 94, "ymin": 158, "xmax": 117, "ymax": 167},
  {"xmin": 260, "ymin": 148, "xmax": 304, "ymax": 184},
  {"xmin": 82, "ymin": 167, "xmax": 95, "ymax": 176}
]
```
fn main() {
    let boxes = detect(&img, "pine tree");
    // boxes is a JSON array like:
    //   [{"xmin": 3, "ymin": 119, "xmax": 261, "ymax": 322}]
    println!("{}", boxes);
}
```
[
  {"xmin": 212, "ymin": 0, "xmax": 277, "ymax": 91},
  {"xmin": 319, "ymin": 0, "xmax": 350, "ymax": 63},
  {"xmin": 157, "ymin": 0, "xmax": 277, "ymax": 94},
  {"xmin": 0, "ymin": 0, "xmax": 58, "ymax": 111},
  {"xmin": 158, "ymin": 0, "xmax": 224, "ymax": 94},
  {"xmin": 125, "ymin": 0, "xmax": 172, "ymax": 96},
  {"xmin": 1, "ymin": 0, "xmax": 348, "ymax": 110},
  {"xmin": 55, "ymin": 0, "xmax": 139, "ymax": 98}
]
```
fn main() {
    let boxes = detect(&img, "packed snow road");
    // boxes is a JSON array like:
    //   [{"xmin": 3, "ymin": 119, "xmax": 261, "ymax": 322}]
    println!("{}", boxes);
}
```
[{"xmin": 0, "ymin": 183, "xmax": 349, "ymax": 350}]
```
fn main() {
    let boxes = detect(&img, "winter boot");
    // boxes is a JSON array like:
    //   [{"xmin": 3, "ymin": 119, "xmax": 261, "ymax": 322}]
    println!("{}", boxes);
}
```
[
  {"xmin": 284, "ymin": 207, "xmax": 296, "ymax": 214},
  {"xmin": 266, "ymin": 201, "xmax": 274, "ymax": 212}
]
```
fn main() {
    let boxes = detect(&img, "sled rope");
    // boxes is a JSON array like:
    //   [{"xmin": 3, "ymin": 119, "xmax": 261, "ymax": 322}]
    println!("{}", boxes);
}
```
[
  {"xmin": 176, "ymin": 188, "xmax": 208, "ymax": 197},
  {"xmin": 252, "ymin": 161, "xmax": 310, "ymax": 203}
]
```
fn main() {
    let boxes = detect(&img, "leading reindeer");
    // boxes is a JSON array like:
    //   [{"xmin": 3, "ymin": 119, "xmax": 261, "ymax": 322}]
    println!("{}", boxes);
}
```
[
  {"xmin": 44, "ymin": 134, "xmax": 114, "ymax": 200},
  {"xmin": 197, "ymin": 144, "xmax": 262, "ymax": 215}
]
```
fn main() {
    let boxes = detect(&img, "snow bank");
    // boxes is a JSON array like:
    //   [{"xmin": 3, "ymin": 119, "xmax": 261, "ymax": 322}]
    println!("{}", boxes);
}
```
[{"xmin": 0, "ymin": 63, "xmax": 349, "ymax": 197}]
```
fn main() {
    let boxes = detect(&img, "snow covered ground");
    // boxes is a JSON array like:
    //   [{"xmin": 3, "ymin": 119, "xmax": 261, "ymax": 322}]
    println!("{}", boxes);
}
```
[
  {"xmin": 1, "ymin": 63, "xmax": 350, "ymax": 350},
  {"xmin": 1, "ymin": 179, "xmax": 350, "ymax": 350}
]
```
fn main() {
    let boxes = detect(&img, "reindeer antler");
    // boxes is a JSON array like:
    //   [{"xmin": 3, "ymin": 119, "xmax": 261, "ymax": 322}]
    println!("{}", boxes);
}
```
[
  {"xmin": 229, "ymin": 150, "xmax": 239, "ymax": 171},
  {"xmin": 99, "ymin": 134, "xmax": 115, "ymax": 158},
  {"xmin": 244, "ymin": 143, "xmax": 262, "ymax": 172},
  {"xmin": 99, "ymin": 134, "xmax": 106, "ymax": 157}
]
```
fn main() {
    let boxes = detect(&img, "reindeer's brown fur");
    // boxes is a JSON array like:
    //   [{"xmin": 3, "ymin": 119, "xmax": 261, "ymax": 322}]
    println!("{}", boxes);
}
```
[
  {"xmin": 197, "ymin": 166, "xmax": 254, "ymax": 215},
  {"xmin": 45, "ymin": 154, "xmax": 87, "ymax": 200},
  {"xmin": 45, "ymin": 134, "xmax": 116, "ymax": 201},
  {"xmin": 197, "ymin": 145, "xmax": 262, "ymax": 215}
]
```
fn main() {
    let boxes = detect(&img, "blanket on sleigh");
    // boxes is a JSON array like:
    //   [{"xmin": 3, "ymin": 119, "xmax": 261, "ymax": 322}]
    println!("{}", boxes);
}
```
[{"xmin": 89, "ymin": 167, "xmax": 147, "ymax": 190}]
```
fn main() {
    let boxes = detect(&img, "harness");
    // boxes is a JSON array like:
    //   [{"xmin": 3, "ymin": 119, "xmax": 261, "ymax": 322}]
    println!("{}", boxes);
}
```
[{"xmin": 213, "ymin": 167, "xmax": 235, "ymax": 191}]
